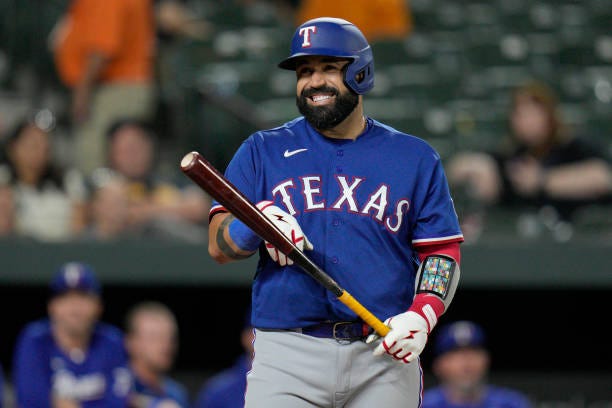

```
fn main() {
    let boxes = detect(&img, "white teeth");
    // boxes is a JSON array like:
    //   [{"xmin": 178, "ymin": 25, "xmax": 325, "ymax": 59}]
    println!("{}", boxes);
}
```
[{"xmin": 312, "ymin": 95, "xmax": 331, "ymax": 102}]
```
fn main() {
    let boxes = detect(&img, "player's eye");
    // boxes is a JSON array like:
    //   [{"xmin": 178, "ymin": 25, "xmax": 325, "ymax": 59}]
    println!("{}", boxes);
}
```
[{"xmin": 296, "ymin": 67, "xmax": 313, "ymax": 77}]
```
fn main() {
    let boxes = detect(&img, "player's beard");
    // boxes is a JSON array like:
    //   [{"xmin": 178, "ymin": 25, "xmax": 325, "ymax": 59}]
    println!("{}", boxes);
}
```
[{"xmin": 297, "ymin": 86, "xmax": 359, "ymax": 130}]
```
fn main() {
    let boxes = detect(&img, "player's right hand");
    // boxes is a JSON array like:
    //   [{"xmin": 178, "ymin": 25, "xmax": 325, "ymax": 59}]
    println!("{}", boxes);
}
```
[{"xmin": 257, "ymin": 200, "xmax": 314, "ymax": 266}]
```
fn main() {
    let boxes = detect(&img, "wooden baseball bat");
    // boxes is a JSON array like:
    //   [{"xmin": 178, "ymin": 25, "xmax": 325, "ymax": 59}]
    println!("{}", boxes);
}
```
[{"xmin": 180, "ymin": 151, "xmax": 390, "ymax": 337}]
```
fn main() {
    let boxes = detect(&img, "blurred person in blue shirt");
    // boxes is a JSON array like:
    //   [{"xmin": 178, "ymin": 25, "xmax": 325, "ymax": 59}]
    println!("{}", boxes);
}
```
[
  {"xmin": 125, "ymin": 301, "xmax": 189, "ymax": 408},
  {"xmin": 423, "ymin": 320, "xmax": 532, "ymax": 408},
  {"xmin": 193, "ymin": 308, "xmax": 253, "ymax": 408},
  {"xmin": 12, "ymin": 262, "xmax": 132, "ymax": 407}
]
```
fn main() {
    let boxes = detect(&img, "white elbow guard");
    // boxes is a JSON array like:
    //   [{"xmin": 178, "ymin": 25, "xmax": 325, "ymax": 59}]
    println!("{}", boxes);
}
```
[{"xmin": 415, "ymin": 255, "xmax": 460, "ymax": 310}]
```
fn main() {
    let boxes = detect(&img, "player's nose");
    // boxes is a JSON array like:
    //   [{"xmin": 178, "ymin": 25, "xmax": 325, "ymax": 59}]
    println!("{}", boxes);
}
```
[{"xmin": 309, "ymin": 70, "xmax": 326, "ymax": 87}]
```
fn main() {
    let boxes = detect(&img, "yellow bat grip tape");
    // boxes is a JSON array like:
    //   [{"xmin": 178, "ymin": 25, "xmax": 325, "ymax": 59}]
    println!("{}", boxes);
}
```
[{"xmin": 338, "ymin": 291, "xmax": 390, "ymax": 337}]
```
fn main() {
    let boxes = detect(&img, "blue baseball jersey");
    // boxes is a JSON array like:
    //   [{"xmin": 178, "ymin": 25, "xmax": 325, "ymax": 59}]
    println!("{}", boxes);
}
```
[
  {"xmin": 194, "ymin": 354, "xmax": 250, "ymax": 408},
  {"xmin": 12, "ymin": 319, "xmax": 131, "ymax": 408},
  {"xmin": 210, "ymin": 117, "xmax": 463, "ymax": 328},
  {"xmin": 423, "ymin": 385, "xmax": 533, "ymax": 408},
  {"xmin": 132, "ymin": 373, "xmax": 190, "ymax": 408}
]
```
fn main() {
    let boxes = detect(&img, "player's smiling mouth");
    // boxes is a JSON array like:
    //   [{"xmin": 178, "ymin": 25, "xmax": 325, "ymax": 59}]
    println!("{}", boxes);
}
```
[{"xmin": 310, "ymin": 94, "xmax": 334, "ymax": 104}]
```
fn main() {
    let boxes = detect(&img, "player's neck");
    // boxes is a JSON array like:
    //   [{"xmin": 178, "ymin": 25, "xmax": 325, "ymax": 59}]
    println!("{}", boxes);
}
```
[
  {"xmin": 131, "ymin": 360, "xmax": 163, "ymax": 389},
  {"xmin": 319, "ymin": 104, "xmax": 366, "ymax": 141},
  {"xmin": 52, "ymin": 325, "xmax": 91, "ymax": 355}
]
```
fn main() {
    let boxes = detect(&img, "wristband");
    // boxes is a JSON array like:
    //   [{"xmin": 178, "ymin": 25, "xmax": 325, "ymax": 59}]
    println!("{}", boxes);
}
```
[{"xmin": 227, "ymin": 218, "xmax": 262, "ymax": 251}]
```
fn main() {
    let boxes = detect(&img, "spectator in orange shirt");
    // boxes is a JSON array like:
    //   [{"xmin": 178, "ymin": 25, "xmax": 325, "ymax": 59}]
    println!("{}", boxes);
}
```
[
  {"xmin": 51, "ymin": 0, "xmax": 157, "ymax": 176},
  {"xmin": 294, "ymin": 0, "xmax": 413, "ymax": 42}
]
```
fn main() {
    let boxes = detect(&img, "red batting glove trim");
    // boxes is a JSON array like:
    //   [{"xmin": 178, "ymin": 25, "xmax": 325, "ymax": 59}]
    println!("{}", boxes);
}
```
[{"xmin": 408, "ymin": 294, "xmax": 445, "ymax": 333}]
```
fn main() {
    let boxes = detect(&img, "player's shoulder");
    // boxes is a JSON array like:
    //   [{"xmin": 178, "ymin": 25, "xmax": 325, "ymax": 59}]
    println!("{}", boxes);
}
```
[
  {"xmin": 93, "ymin": 322, "xmax": 125, "ymax": 347},
  {"xmin": 486, "ymin": 385, "xmax": 532, "ymax": 408},
  {"xmin": 421, "ymin": 386, "xmax": 449, "ymax": 408},
  {"xmin": 17, "ymin": 318, "xmax": 53, "ymax": 344},
  {"xmin": 163, "ymin": 376, "xmax": 190, "ymax": 402},
  {"xmin": 248, "ymin": 117, "xmax": 306, "ymax": 143},
  {"xmin": 370, "ymin": 119, "xmax": 440, "ymax": 156}
]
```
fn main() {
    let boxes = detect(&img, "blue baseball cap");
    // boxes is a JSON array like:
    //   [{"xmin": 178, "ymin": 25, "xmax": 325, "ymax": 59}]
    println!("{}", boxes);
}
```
[
  {"xmin": 49, "ymin": 262, "xmax": 101, "ymax": 297},
  {"xmin": 434, "ymin": 320, "xmax": 486, "ymax": 356}
]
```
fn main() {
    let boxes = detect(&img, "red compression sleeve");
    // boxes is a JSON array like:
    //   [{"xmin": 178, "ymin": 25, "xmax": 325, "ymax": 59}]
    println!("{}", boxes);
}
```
[
  {"xmin": 416, "ymin": 241, "xmax": 461, "ymax": 263},
  {"xmin": 409, "ymin": 242, "xmax": 461, "ymax": 332}
]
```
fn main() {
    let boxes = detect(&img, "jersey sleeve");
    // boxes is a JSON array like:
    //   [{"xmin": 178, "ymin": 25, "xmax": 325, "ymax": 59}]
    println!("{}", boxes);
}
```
[
  {"xmin": 411, "ymin": 151, "xmax": 463, "ymax": 247},
  {"xmin": 209, "ymin": 136, "xmax": 259, "ymax": 220},
  {"xmin": 12, "ymin": 328, "xmax": 52, "ymax": 408}
]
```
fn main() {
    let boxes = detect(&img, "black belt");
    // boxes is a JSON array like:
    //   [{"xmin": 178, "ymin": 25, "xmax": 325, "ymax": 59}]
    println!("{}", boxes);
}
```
[{"xmin": 294, "ymin": 321, "xmax": 371, "ymax": 342}]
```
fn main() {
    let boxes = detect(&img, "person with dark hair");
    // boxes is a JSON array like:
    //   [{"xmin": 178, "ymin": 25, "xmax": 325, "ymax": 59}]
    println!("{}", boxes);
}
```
[
  {"xmin": 125, "ymin": 301, "xmax": 189, "ymax": 408},
  {"xmin": 448, "ymin": 81, "xmax": 612, "ymax": 239},
  {"xmin": 0, "ymin": 116, "xmax": 87, "ymax": 241},
  {"xmin": 104, "ymin": 118, "xmax": 210, "ymax": 241},
  {"xmin": 423, "ymin": 320, "xmax": 532, "ymax": 408},
  {"xmin": 12, "ymin": 262, "xmax": 132, "ymax": 407},
  {"xmin": 80, "ymin": 168, "xmax": 136, "ymax": 241}
]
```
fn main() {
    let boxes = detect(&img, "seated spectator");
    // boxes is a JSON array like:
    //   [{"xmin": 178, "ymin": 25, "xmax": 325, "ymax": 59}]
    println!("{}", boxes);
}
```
[
  {"xmin": 80, "ymin": 168, "xmax": 139, "ymax": 241},
  {"xmin": 12, "ymin": 262, "xmax": 132, "ymax": 407},
  {"xmin": 194, "ymin": 308, "xmax": 253, "ymax": 408},
  {"xmin": 125, "ymin": 301, "xmax": 189, "ymax": 408},
  {"xmin": 423, "ymin": 320, "xmax": 532, "ymax": 408},
  {"xmin": 105, "ymin": 118, "xmax": 210, "ymax": 241},
  {"xmin": 0, "ymin": 115, "xmax": 88, "ymax": 241},
  {"xmin": 0, "ymin": 183, "xmax": 14, "ymax": 237},
  {"xmin": 448, "ymin": 81, "xmax": 612, "ymax": 240}
]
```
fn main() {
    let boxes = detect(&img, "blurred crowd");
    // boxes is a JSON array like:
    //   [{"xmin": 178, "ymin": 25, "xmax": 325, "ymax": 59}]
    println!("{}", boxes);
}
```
[{"xmin": 0, "ymin": 0, "xmax": 610, "ymax": 245}]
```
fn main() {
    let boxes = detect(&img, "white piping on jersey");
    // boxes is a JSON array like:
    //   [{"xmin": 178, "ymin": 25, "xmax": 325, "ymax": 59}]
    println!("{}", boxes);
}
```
[
  {"xmin": 283, "ymin": 148, "xmax": 308, "ymax": 158},
  {"xmin": 412, "ymin": 234, "xmax": 464, "ymax": 244}
]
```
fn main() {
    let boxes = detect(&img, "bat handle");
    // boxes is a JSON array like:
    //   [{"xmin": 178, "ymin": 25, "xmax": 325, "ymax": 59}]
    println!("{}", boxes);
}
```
[{"xmin": 338, "ymin": 291, "xmax": 390, "ymax": 337}]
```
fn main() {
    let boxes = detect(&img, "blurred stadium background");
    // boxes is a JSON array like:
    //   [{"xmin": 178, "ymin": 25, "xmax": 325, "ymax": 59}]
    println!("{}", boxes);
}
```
[{"xmin": 0, "ymin": 0, "xmax": 610, "ymax": 405}]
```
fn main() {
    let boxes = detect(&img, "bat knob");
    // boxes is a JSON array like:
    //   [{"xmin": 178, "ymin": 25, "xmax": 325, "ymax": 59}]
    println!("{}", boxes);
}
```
[{"xmin": 180, "ymin": 151, "xmax": 200, "ymax": 171}]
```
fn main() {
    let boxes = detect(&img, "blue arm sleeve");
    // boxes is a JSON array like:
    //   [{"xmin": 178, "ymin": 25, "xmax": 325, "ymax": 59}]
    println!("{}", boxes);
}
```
[{"xmin": 12, "ymin": 333, "xmax": 51, "ymax": 408}]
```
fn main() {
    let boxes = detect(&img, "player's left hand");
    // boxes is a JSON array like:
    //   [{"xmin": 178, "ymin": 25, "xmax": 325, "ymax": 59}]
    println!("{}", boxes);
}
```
[
  {"xmin": 257, "ymin": 200, "xmax": 313, "ymax": 266},
  {"xmin": 365, "ymin": 311, "xmax": 429, "ymax": 364}
]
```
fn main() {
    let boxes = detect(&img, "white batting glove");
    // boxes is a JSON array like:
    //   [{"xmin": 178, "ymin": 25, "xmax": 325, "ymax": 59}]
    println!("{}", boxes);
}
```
[
  {"xmin": 365, "ymin": 311, "xmax": 429, "ymax": 364},
  {"xmin": 257, "ymin": 201, "xmax": 313, "ymax": 266}
]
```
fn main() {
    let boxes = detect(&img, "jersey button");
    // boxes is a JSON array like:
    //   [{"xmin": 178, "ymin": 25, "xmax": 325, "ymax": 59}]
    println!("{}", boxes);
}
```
[
  {"xmin": 336, "ymin": 150, "xmax": 344, "ymax": 157},
  {"xmin": 332, "ymin": 219, "xmax": 340, "ymax": 226},
  {"xmin": 336, "ymin": 167, "xmax": 343, "ymax": 172},
  {"xmin": 331, "ymin": 256, "xmax": 339, "ymax": 264}
]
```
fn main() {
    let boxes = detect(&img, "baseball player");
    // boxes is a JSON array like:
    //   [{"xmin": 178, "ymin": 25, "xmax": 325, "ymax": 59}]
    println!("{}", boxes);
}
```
[
  {"xmin": 208, "ymin": 17, "xmax": 463, "ymax": 408},
  {"xmin": 12, "ymin": 262, "xmax": 132, "ymax": 407},
  {"xmin": 423, "ymin": 321, "xmax": 532, "ymax": 408}
]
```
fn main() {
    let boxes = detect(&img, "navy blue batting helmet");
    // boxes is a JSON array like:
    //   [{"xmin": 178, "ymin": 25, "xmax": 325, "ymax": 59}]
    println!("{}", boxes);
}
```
[
  {"xmin": 50, "ymin": 262, "xmax": 101, "ymax": 297},
  {"xmin": 278, "ymin": 17, "xmax": 375, "ymax": 95}
]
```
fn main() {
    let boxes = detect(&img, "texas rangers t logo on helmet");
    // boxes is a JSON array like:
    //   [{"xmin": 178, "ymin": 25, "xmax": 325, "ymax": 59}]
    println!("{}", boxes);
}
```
[{"xmin": 299, "ymin": 26, "xmax": 317, "ymax": 48}]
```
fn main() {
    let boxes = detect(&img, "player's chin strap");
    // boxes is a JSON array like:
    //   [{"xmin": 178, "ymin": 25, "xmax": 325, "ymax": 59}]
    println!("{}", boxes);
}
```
[{"xmin": 408, "ymin": 254, "xmax": 460, "ymax": 332}]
